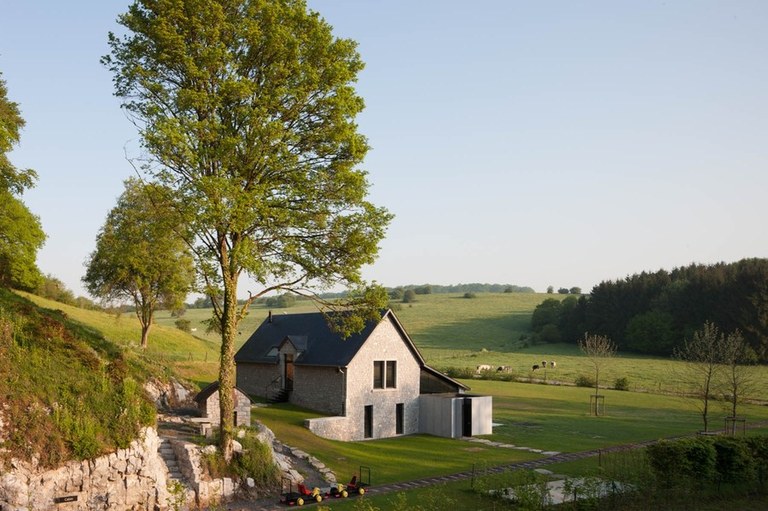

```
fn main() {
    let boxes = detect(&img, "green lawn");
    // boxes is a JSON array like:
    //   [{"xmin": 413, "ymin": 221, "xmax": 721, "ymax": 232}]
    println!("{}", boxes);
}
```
[
  {"xmin": 254, "ymin": 403, "xmax": 540, "ymax": 486},
  {"xmin": 467, "ymin": 379, "xmax": 768, "ymax": 452},
  {"xmin": 254, "ymin": 378, "xmax": 768, "ymax": 510},
  {"xmin": 255, "ymin": 378, "xmax": 768, "ymax": 488}
]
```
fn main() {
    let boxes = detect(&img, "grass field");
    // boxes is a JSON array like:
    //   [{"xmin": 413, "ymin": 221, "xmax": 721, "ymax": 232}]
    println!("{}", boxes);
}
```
[{"xmin": 16, "ymin": 291, "xmax": 221, "ymax": 387}]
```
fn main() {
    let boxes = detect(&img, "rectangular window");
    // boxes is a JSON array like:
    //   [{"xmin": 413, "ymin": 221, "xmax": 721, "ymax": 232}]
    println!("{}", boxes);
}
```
[
  {"xmin": 374, "ymin": 360, "xmax": 396, "ymax": 389},
  {"xmin": 364, "ymin": 405, "xmax": 373, "ymax": 439},
  {"xmin": 396, "ymin": 403, "xmax": 404, "ymax": 435},
  {"xmin": 386, "ymin": 361, "xmax": 397, "ymax": 388},
  {"xmin": 373, "ymin": 361, "xmax": 384, "ymax": 389}
]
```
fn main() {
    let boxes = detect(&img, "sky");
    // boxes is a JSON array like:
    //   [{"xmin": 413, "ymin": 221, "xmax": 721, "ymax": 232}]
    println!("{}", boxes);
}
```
[{"xmin": 1, "ymin": 1, "xmax": 767, "ymax": 298}]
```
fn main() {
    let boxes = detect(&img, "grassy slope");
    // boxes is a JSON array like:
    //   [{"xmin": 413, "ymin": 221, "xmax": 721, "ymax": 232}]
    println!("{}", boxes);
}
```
[
  {"xmin": 0, "ymin": 289, "xmax": 157, "ymax": 466},
  {"xmin": 17, "ymin": 291, "xmax": 221, "ymax": 387}
]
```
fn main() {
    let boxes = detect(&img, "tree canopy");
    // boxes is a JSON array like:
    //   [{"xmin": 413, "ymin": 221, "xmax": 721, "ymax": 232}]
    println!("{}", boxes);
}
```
[
  {"xmin": 83, "ymin": 178, "xmax": 195, "ymax": 348},
  {"xmin": 0, "ymin": 74, "xmax": 37, "ymax": 195},
  {"xmin": 0, "ymin": 73, "xmax": 44, "ymax": 290},
  {"xmin": 105, "ymin": 0, "xmax": 391, "ymax": 459}
]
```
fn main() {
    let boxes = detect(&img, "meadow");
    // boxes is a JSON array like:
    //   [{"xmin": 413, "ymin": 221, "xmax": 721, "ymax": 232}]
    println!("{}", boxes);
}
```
[
  {"xmin": 25, "ymin": 290, "xmax": 768, "ymax": 399},
  {"xmin": 14, "ymin": 289, "xmax": 768, "ymax": 508}
]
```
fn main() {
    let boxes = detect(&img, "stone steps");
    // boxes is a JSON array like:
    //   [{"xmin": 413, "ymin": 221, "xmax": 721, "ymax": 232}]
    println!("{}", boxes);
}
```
[{"xmin": 158, "ymin": 438, "xmax": 185, "ymax": 482}]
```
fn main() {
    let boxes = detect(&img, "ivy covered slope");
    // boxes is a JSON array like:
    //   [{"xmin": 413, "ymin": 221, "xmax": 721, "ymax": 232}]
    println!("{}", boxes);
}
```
[{"xmin": 0, "ymin": 288, "xmax": 156, "ymax": 467}]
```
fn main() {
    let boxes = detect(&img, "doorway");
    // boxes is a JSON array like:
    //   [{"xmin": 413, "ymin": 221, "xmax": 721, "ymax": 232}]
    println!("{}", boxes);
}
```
[{"xmin": 283, "ymin": 353, "xmax": 294, "ymax": 391}]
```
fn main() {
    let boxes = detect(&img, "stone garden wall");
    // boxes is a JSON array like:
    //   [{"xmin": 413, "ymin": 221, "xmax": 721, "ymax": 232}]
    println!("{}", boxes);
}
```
[{"xmin": 0, "ymin": 428, "xmax": 169, "ymax": 511}]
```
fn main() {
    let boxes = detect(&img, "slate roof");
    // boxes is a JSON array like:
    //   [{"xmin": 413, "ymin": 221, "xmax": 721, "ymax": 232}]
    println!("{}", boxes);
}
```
[
  {"xmin": 193, "ymin": 381, "xmax": 252, "ymax": 404},
  {"xmin": 234, "ymin": 308, "xmax": 468, "ymax": 391},
  {"xmin": 234, "ymin": 309, "xmax": 418, "ymax": 367}
]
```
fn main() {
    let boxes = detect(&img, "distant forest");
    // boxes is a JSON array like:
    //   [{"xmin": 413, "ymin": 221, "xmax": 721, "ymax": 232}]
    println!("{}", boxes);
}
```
[{"xmin": 532, "ymin": 258, "xmax": 768, "ymax": 361}]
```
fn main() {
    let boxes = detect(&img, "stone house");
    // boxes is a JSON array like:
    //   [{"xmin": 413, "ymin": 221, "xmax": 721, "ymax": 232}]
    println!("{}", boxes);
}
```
[
  {"xmin": 235, "ymin": 309, "xmax": 492, "ymax": 441},
  {"xmin": 194, "ymin": 381, "xmax": 253, "ymax": 428}
]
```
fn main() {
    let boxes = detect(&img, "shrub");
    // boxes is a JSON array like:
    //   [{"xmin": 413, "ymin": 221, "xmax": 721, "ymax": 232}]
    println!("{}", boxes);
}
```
[
  {"xmin": 714, "ymin": 437, "xmax": 754, "ymax": 484},
  {"xmin": 614, "ymin": 376, "xmax": 630, "ymax": 391},
  {"xmin": 463, "ymin": 292, "xmax": 476, "ymax": 299},
  {"xmin": 402, "ymin": 289, "xmax": 416, "ymax": 303},
  {"xmin": 647, "ymin": 440, "xmax": 690, "ymax": 489},
  {"xmin": 235, "ymin": 432, "xmax": 281, "ymax": 488},
  {"xmin": 441, "ymin": 366, "xmax": 475, "ymax": 379},
  {"xmin": 575, "ymin": 374, "xmax": 595, "ymax": 388},
  {"xmin": 174, "ymin": 318, "xmax": 191, "ymax": 333}
]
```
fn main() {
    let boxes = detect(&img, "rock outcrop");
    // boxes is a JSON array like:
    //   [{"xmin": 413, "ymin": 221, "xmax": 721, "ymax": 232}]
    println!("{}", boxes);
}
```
[{"xmin": 0, "ymin": 428, "xmax": 169, "ymax": 511}]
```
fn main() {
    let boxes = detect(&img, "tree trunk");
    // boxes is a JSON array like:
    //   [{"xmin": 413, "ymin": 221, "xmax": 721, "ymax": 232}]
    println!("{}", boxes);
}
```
[
  {"xmin": 135, "ymin": 300, "xmax": 153, "ymax": 349},
  {"xmin": 218, "ymin": 247, "xmax": 238, "ymax": 462},
  {"xmin": 140, "ymin": 323, "xmax": 150, "ymax": 349},
  {"xmin": 703, "ymin": 377, "xmax": 711, "ymax": 432}
]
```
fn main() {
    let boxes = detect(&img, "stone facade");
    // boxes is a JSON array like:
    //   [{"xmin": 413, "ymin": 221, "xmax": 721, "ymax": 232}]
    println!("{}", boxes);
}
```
[
  {"xmin": 291, "ymin": 365, "xmax": 345, "ymax": 415},
  {"xmin": 197, "ymin": 386, "xmax": 252, "ymax": 427},
  {"xmin": 236, "ymin": 361, "xmax": 277, "ymax": 398},
  {"xmin": 343, "ymin": 318, "xmax": 422, "ymax": 440},
  {"xmin": 304, "ymin": 416, "xmax": 351, "ymax": 441}
]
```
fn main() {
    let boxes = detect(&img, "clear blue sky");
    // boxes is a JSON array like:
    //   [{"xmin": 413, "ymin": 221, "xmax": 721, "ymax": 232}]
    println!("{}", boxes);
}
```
[{"xmin": 2, "ymin": 1, "xmax": 767, "ymax": 298}]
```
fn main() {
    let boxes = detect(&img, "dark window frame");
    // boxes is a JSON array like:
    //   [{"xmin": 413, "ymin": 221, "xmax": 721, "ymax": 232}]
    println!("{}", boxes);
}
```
[
  {"xmin": 373, "ymin": 361, "xmax": 385, "ymax": 389},
  {"xmin": 364, "ymin": 405, "xmax": 373, "ymax": 438}
]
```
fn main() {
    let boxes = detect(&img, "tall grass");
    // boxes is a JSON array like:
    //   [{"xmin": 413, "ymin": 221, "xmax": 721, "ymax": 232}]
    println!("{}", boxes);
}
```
[{"xmin": 0, "ymin": 289, "xmax": 156, "ymax": 466}]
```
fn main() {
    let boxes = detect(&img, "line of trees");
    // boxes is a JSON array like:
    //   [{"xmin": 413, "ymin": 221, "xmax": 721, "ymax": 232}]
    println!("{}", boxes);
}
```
[
  {"xmin": 388, "ymin": 283, "xmax": 535, "ymax": 298},
  {"xmin": 531, "ymin": 259, "xmax": 768, "ymax": 361}
]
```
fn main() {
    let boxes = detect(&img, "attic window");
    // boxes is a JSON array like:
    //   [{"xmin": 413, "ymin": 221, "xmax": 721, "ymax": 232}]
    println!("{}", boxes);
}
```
[
  {"xmin": 374, "ymin": 361, "xmax": 396, "ymax": 389},
  {"xmin": 266, "ymin": 347, "xmax": 278, "ymax": 357}
]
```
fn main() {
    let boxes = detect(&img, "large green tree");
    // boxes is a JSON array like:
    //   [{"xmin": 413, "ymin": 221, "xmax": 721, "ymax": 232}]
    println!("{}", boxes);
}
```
[
  {"xmin": 104, "ymin": 0, "xmax": 391, "ymax": 459},
  {"xmin": 0, "ymin": 73, "xmax": 45, "ymax": 290},
  {"xmin": 84, "ymin": 178, "xmax": 195, "ymax": 348},
  {"xmin": 0, "ymin": 191, "xmax": 46, "ymax": 290}
]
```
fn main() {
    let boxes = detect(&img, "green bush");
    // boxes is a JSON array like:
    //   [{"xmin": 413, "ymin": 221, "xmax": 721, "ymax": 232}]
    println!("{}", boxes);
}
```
[
  {"xmin": 234, "ymin": 432, "xmax": 280, "ymax": 488},
  {"xmin": 441, "ymin": 366, "xmax": 476, "ymax": 379},
  {"xmin": 614, "ymin": 376, "xmax": 630, "ymax": 391},
  {"xmin": 714, "ymin": 437, "xmax": 754, "ymax": 484},
  {"xmin": 646, "ymin": 436, "xmax": 767, "ymax": 493},
  {"xmin": 204, "ymin": 429, "xmax": 280, "ymax": 490},
  {"xmin": 463, "ymin": 292, "xmax": 477, "ymax": 299},
  {"xmin": 174, "ymin": 318, "xmax": 191, "ymax": 333},
  {"xmin": 647, "ymin": 440, "xmax": 689, "ymax": 489},
  {"xmin": 575, "ymin": 374, "xmax": 595, "ymax": 388}
]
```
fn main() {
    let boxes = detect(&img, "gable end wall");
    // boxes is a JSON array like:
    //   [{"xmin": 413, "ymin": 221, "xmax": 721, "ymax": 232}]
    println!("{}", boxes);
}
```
[{"xmin": 344, "ymin": 316, "xmax": 421, "ymax": 440}]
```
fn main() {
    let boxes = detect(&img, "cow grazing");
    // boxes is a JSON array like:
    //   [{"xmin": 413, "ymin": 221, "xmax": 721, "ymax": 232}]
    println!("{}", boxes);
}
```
[
  {"xmin": 476, "ymin": 364, "xmax": 493, "ymax": 373},
  {"xmin": 550, "ymin": 361, "xmax": 557, "ymax": 369},
  {"xmin": 532, "ymin": 364, "xmax": 540, "ymax": 371},
  {"xmin": 497, "ymin": 366, "xmax": 512, "ymax": 373}
]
